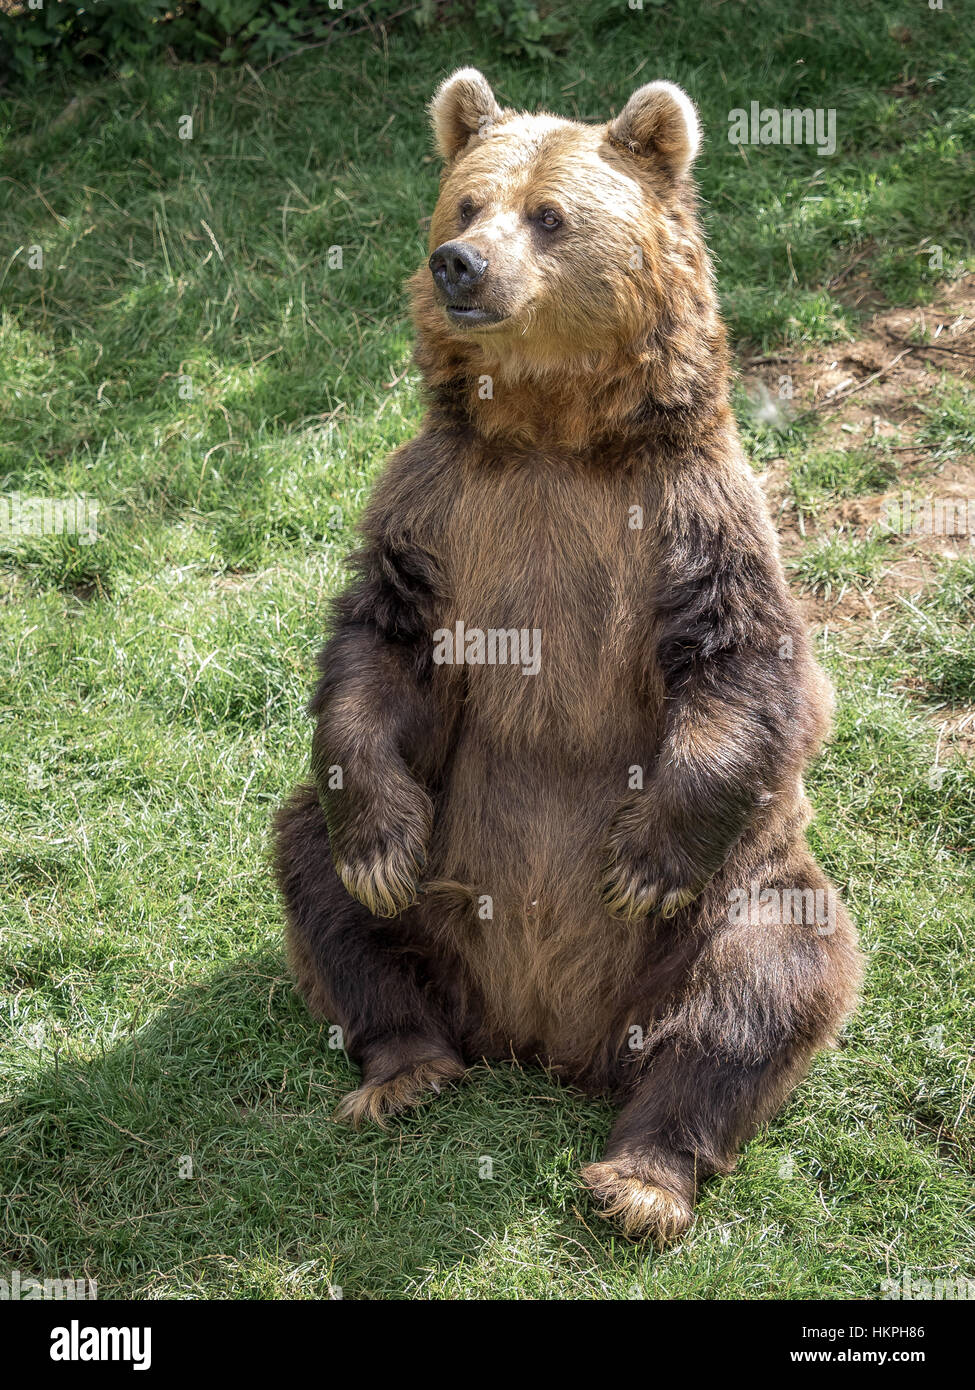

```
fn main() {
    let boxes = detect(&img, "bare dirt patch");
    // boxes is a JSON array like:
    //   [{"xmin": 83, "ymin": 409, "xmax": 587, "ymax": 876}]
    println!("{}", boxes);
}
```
[
  {"xmin": 743, "ymin": 274, "xmax": 975, "ymax": 745},
  {"xmin": 748, "ymin": 272, "xmax": 975, "ymax": 526},
  {"xmin": 747, "ymin": 275, "xmax": 974, "ymax": 545}
]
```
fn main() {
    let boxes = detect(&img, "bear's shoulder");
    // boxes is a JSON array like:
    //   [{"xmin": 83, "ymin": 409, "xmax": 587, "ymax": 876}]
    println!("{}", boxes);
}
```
[{"xmin": 357, "ymin": 425, "xmax": 469, "ymax": 555}]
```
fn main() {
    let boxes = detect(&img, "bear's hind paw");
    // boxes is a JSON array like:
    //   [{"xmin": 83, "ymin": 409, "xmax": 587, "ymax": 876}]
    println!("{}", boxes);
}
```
[
  {"xmin": 334, "ymin": 1051, "xmax": 465, "ymax": 1128},
  {"xmin": 581, "ymin": 1160, "xmax": 694, "ymax": 1245}
]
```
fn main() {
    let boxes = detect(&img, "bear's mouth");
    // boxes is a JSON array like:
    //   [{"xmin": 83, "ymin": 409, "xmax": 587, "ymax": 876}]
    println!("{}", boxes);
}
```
[{"xmin": 444, "ymin": 304, "xmax": 508, "ymax": 327}]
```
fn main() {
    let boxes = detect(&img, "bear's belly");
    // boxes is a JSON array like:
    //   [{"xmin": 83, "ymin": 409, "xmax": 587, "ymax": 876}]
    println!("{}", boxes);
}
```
[{"xmin": 424, "ymin": 735, "xmax": 653, "ymax": 1070}]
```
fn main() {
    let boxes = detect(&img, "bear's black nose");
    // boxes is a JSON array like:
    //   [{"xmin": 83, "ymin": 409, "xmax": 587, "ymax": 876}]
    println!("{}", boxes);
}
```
[{"xmin": 429, "ymin": 240, "xmax": 488, "ymax": 300}]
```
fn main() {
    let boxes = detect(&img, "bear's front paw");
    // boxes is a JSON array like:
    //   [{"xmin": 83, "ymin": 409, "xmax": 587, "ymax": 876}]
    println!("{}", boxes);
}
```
[
  {"xmin": 600, "ymin": 803, "xmax": 704, "ymax": 921},
  {"xmin": 331, "ymin": 790, "xmax": 432, "ymax": 918}
]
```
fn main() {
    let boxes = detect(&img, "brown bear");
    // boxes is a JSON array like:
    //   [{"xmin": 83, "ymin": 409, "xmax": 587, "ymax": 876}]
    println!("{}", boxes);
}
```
[{"xmin": 274, "ymin": 69, "xmax": 862, "ymax": 1245}]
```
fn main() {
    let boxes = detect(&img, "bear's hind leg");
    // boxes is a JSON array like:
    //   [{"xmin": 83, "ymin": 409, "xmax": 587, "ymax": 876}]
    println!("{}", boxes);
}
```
[
  {"xmin": 583, "ymin": 863, "xmax": 860, "ymax": 1244},
  {"xmin": 274, "ymin": 784, "xmax": 465, "ymax": 1125}
]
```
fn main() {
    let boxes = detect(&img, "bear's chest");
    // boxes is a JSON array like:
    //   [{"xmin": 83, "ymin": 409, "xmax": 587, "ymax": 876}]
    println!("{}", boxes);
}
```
[{"xmin": 435, "ymin": 459, "xmax": 654, "ymax": 749}]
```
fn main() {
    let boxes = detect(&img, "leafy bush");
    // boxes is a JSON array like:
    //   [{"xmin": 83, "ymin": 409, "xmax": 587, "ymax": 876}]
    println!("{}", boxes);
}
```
[
  {"xmin": 0, "ymin": 0, "xmax": 417, "ymax": 80},
  {"xmin": 0, "ymin": 0, "xmax": 568, "ymax": 80}
]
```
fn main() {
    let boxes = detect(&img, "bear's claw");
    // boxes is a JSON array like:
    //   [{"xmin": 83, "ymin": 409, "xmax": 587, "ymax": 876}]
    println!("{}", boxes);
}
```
[
  {"xmin": 332, "ymin": 800, "xmax": 431, "ymax": 919},
  {"xmin": 334, "ymin": 1053, "xmax": 465, "ymax": 1128},
  {"xmin": 581, "ymin": 1160, "xmax": 694, "ymax": 1245},
  {"xmin": 601, "ymin": 860, "xmax": 700, "ymax": 921}
]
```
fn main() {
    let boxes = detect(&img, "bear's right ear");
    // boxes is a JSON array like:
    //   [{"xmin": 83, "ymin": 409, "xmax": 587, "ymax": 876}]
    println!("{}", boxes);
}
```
[{"xmin": 430, "ymin": 68, "xmax": 503, "ymax": 161}]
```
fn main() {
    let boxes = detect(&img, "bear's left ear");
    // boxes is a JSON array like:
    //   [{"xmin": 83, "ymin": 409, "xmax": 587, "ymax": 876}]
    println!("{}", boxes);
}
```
[
  {"xmin": 607, "ymin": 81, "xmax": 701, "ymax": 178},
  {"xmin": 430, "ymin": 68, "xmax": 503, "ymax": 161}
]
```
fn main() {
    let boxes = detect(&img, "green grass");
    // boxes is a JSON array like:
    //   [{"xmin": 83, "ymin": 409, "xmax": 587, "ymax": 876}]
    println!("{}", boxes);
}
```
[
  {"xmin": 917, "ymin": 381, "xmax": 975, "ymax": 462},
  {"xmin": 789, "ymin": 445, "xmax": 901, "ymax": 516},
  {"xmin": 877, "ymin": 556, "xmax": 975, "ymax": 705},
  {"xmin": 790, "ymin": 532, "xmax": 891, "ymax": 598},
  {"xmin": 1, "ymin": 0, "xmax": 974, "ymax": 1300}
]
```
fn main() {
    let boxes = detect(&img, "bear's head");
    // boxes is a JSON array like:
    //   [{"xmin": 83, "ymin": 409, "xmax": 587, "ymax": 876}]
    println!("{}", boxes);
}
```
[{"xmin": 411, "ymin": 68, "xmax": 724, "ymax": 419}]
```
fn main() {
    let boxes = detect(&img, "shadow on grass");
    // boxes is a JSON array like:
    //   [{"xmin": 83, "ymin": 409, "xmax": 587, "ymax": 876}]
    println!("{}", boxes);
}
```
[{"xmin": 0, "ymin": 950, "xmax": 623, "ymax": 1299}]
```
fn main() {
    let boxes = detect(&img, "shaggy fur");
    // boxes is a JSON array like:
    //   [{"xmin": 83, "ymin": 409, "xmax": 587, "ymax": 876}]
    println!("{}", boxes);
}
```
[{"xmin": 274, "ymin": 71, "xmax": 862, "ymax": 1245}]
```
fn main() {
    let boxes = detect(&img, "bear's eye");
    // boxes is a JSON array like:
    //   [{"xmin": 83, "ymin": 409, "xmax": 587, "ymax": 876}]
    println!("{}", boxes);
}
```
[
  {"xmin": 458, "ymin": 199, "xmax": 477, "ymax": 226},
  {"xmin": 536, "ymin": 208, "xmax": 563, "ymax": 231}
]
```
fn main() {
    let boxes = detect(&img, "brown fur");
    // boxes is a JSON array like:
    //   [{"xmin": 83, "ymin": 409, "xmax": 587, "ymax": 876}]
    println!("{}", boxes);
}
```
[{"xmin": 274, "ymin": 72, "xmax": 862, "ymax": 1245}]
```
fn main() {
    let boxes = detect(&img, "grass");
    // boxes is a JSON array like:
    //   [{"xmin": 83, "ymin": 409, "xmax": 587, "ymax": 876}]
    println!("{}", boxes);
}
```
[
  {"xmin": 878, "ymin": 556, "xmax": 975, "ymax": 705},
  {"xmin": 789, "ymin": 445, "xmax": 901, "ymax": 516},
  {"xmin": 917, "ymin": 381, "xmax": 975, "ymax": 461},
  {"xmin": 1, "ymin": 0, "xmax": 974, "ymax": 1300},
  {"xmin": 790, "ymin": 532, "xmax": 890, "ymax": 598}
]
